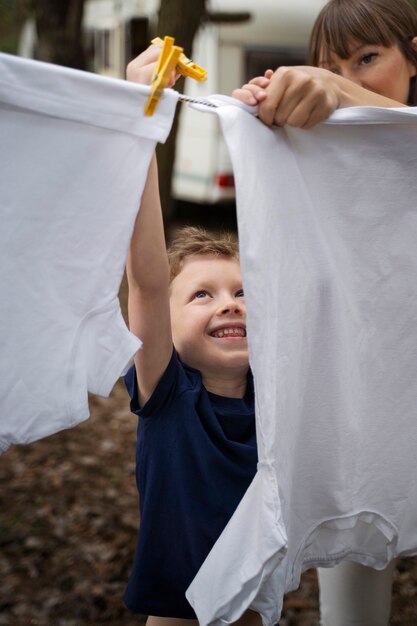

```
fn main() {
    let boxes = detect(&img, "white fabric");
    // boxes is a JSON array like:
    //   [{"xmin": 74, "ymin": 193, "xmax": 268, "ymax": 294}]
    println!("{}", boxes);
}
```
[
  {"xmin": 186, "ymin": 99, "xmax": 417, "ymax": 625},
  {"xmin": 0, "ymin": 53, "xmax": 178, "ymax": 453}
]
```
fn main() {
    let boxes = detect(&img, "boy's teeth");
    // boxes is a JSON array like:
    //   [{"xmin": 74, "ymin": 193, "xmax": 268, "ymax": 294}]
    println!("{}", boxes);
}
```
[{"xmin": 212, "ymin": 327, "xmax": 246, "ymax": 338}]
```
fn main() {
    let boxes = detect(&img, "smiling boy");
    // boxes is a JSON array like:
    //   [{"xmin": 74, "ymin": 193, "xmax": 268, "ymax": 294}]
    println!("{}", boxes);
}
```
[
  {"xmin": 169, "ymin": 249, "xmax": 248, "ymax": 397},
  {"xmin": 123, "ymin": 153, "xmax": 259, "ymax": 624}
]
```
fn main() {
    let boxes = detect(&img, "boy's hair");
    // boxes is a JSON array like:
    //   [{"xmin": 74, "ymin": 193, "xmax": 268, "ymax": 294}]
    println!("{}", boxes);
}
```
[
  {"xmin": 167, "ymin": 226, "xmax": 239, "ymax": 282},
  {"xmin": 308, "ymin": 0, "xmax": 417, "ymax": 105}
]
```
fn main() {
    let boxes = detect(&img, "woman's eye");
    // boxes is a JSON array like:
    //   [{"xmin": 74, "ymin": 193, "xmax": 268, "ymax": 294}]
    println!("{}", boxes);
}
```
[
  {"xmin": 193, "ymin": 290, "xmax": 209, "ymax": 299},
  {"xmin": 360, "ymin": 53, "xmax": 377, "ymax": 65},
  {"xmin": 236, "ymin": 289, "xmax": 245, "ymax": 298}
]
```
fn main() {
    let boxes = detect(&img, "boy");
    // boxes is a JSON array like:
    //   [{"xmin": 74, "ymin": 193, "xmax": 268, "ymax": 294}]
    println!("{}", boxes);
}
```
[{"xmin": 124, "ymin": 48, "xmax": 260, "ymax": 626}]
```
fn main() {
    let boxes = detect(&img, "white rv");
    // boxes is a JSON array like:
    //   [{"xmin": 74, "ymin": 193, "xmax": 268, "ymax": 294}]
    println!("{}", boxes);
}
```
[{"xmin": 84, "ymin": 0, "xmax": 326, "ymax": 203}]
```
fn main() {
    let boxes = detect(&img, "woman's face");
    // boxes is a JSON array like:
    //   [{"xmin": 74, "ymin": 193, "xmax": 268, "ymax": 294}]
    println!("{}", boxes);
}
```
[{"xmin": 319, "ymin": 40, "xmax": 417, "ymax": 104}]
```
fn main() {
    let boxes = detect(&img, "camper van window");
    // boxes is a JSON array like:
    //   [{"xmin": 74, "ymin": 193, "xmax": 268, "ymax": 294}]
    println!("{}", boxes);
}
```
[{"xmin": 245, "ymin": 47, "xmax": 307, "ymax": 83}]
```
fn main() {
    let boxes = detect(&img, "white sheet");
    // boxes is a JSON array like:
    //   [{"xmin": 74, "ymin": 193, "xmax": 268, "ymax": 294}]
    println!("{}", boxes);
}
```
[
  {"xmin": 187, "ymin": 98, "xmax": 417, "ymax": 625},
  {"xmin": 0, "ymin": 53, "xmax": 178, "ymax": 452}
]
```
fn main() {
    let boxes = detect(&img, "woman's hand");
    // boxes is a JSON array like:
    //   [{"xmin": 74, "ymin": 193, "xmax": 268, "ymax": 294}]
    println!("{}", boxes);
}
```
[
  {"xmin": 233, "ymin": 66, "xmax": 343, "ymax": 129},
  {"xmin": 126, "ymin": 43, "xmax": 180, "ymax": 86},
  {"xmin": 232, "ymin": 69, "xmax": 274, "ymax": 106},
  {"xmin": 233, "ymin": 64, "xmax": 409, "ymax": 129}
]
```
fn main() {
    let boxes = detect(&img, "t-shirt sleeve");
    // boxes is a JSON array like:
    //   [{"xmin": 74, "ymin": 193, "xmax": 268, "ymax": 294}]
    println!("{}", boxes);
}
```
[
  {"xmin": 81, "ymin": 300, "xmax": 142, "ymax": 397},
  {"xmin": 124, "ymin": 348, "xmax": 192, "ymax": 418}
]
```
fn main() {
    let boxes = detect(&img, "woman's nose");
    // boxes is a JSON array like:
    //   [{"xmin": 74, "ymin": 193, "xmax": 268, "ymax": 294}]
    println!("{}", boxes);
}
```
[{"xmin": 339, "ymin": 64, "xmax": 361, "ymax": 86}]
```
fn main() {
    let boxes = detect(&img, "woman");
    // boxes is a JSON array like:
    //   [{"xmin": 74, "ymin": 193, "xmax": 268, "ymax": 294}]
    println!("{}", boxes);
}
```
[
  {"xmin": 234, "ymin": 0, "xmax": 417, "ymax": 128},
  {"xmin": 234, "ymin": 1, "xmax": 417, "ymax": 625}
]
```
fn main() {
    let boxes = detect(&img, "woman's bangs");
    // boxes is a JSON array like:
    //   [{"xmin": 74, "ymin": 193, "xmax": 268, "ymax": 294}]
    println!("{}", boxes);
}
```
[{"xmin": 317, "ymin": 1, "xmax": 395, "ymax": 61}]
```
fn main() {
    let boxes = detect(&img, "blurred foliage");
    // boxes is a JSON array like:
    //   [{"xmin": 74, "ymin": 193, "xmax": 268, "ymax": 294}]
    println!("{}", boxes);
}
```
[
  {"xmin": 0, "ymin": 0, "xmax": 32, "ymax": 53},
  {"xmin": 0, "ymin": 0, "xmax": 86, "ymax": 68},
  {"xmin": 32, "ymin": 0, "xmax": 86, "ymax": 68}
]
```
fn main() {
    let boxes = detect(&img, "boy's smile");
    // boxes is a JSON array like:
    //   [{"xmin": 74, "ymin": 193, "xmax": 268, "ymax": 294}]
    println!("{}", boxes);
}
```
[
  {"xmin": 209, "ymin": 324, "xmax": 246, "ymax": 339},
  {"xmin": 169, "ymin": 254, "xmax": 248, "ymax": 394}
]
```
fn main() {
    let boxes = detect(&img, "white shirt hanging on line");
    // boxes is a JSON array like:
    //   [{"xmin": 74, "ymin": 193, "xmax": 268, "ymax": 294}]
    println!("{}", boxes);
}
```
[
  {"xmin": 0, "ymin": 53, "xmax": 178, "ymax": 453},
  {"xmin": 186, "ymin": 97, "xmax": 417, "ymax": 625}
]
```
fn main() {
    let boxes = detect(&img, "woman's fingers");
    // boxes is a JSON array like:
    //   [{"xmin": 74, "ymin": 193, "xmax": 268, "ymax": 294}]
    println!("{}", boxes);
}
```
[
  {"xmin": 232, "ymin": 84, "xmax": 267, "ymax": 106},
  {"xmin": 249, "ymin": 75, "xmax": 270, "ymax": 89},
  {"xmin": 258, "ymin": 66, "xmax": 341, "ymax": 128},
  {"xmin": 232, "ymin": 73, "xmax": 273, "ymax": 105}
]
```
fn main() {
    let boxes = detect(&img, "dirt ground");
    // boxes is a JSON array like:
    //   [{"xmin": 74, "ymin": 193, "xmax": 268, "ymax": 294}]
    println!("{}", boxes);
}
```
[{"xmin": 1, "ymin": 236, "xmax": 417, "ymax": 626}]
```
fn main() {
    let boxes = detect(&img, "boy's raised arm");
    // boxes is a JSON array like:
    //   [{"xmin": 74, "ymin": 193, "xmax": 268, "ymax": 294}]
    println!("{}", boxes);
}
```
[
  {"xmin": 126, "ymin": 47, "xmax": 174, "ymax": 407},
  {"xmin": 127, "ymin": 155, "xmax": 173, "ymax": 408}
]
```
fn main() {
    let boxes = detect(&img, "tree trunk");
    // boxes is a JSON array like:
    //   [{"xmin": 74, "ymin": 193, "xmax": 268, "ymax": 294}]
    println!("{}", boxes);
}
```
[
  {"xmin": 156, "ymin": 0, "xmax": 207, "ymax": 221},
  {"xmin": 33, "ymin": 0, "xmax": 86, "ymax": 69},
  {"xmin": 0, "ymin": 0, "xmax": 31, "ymax": 54}
]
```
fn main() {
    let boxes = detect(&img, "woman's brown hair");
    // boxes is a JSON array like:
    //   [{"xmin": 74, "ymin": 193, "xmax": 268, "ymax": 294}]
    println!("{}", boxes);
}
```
[{"xmin": 308, "ymin": 0, "xmax": 417, "ymax": 104}]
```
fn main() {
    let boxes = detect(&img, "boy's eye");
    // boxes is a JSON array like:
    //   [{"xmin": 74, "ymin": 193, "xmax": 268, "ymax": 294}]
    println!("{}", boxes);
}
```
[
  {"xmin": 235, "ymin": 289, "xmax": 244, "ymax": 298},
  {"xmin": 193, "ymin": 290, "xmax": 209, "ymax": 299}
]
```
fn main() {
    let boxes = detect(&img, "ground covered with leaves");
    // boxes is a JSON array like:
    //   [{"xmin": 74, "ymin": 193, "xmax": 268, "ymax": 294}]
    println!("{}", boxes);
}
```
[{"xmin": 1, "ymin": 278, "xmax": 417, "ymax": 625}]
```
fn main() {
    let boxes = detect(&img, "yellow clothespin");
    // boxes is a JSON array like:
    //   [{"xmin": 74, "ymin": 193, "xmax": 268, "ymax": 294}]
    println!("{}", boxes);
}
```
[
  {"xmin": 145, "ymin": 36, "xmax": 183, "ymax": 116},
  {"xmin": 151, "ymin": 37, "xmax": 207, "ymax": 83}
]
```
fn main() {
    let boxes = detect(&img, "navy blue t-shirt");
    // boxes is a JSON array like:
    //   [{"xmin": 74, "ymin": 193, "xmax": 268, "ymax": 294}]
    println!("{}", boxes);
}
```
[{"xmin": 124, "ymin": 349, "xmax": 257, "ymax": 618}]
